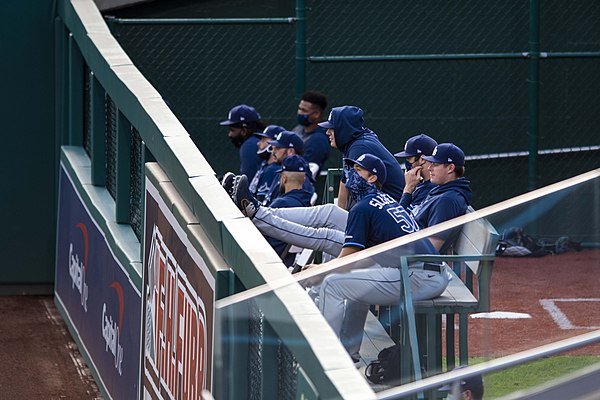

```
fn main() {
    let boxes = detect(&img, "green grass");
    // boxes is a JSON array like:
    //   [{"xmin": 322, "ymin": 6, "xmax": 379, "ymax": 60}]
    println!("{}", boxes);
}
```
[{"xmin": 469, "ymin": 355, "xmax": 600, "ymax": 398}]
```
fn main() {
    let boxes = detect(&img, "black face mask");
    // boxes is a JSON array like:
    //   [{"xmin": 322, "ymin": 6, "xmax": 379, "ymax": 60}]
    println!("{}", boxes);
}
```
[
  {"xmin": 257, "ymin": 145, "xmax": 271, "ymax": 161},
  {"xmin": 296, "ymin": 113, "xmax": 312, "ymax": 127}
]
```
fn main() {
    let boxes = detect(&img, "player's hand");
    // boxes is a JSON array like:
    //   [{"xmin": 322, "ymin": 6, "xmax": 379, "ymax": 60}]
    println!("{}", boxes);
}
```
[
  {"xmin": 404, "ymin": 166, "xmax": 422, "ymax": 193},
  {"xmin": 301, "ymin": 263, "xmax": 318, "ymax": 271}
]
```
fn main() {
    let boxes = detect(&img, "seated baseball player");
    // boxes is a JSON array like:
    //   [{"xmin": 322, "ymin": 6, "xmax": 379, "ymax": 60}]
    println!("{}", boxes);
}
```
[
  {"xmin": 228, "ymin": 154, "xmax": 451, "ymax": 361},
  {"xmin": 247, "ymin": 124, "xmax": 286, "ymax": 202},
  {"xmin": 223, "ymin": 143, "xmax": 471, "ymax": 255},
  {"xmin": 264, "ymin": 155, "xmax": 313, "ymax": 266},
  {"xmin": 394, "ymin": 133, "xmax": 439, "ymax": 212},
  {"xmin": 412, "ymin": 143, "xmax": 472, "ymax": 254},
  {"xmin": 262, "ymin": 130, "xmax": 315, "ymax": 206},
  {"xmin": 307, "ymin": 154, "xmax": 450, "ymax": 361}
]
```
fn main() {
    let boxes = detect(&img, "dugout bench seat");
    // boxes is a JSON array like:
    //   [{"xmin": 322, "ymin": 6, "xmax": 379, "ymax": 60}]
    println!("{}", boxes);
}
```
[{"xmin": 379, "ymin": 209, "xmax": 499, "ymax": 389}]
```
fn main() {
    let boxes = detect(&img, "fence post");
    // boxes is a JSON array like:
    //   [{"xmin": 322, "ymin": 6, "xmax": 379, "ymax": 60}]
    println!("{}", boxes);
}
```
[
  {"xmin": 295, "ymin": 0, "xmax": 307, "ymax": 102},
  {"xmin": 68, "ymin": 33, "xmax": 84, "ymax": 146},
  {"xmin": 527, "ymin": 0, "xmax": 540, "ymax": 191},
  {"xmin": 90, "ymin": 73, "xmax": 106, "ymax": 186},
  {"xmin": 115, "ymin": 111, "xmax": 131, "ymax": 223}
]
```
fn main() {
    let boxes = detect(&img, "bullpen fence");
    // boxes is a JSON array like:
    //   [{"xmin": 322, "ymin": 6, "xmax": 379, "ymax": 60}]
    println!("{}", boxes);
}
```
[
  {"xmin": 107, "ymin": 0, "xmax": 600, "ymax": 209},
  {"xmin": 55, "ymin": 0, "xmax": 369, "ymax": 399}
]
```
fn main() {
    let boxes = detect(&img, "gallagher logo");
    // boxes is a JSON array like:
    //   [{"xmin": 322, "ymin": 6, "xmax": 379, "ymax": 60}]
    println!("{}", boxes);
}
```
[
  {"xmin": 69, "ymin": 223, "xmax": 89, "ymax": 312},
  {"xmin": 102, "ymin": 282, "xmax": 125, "ymax": 375}
]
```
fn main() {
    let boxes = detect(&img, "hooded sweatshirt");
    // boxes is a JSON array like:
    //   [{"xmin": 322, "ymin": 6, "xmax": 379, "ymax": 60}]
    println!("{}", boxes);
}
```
[
  {"xmin": 413, "ymin": 177, "xmax": 472, "ymax": 253},
  {"xmin": 330, "ymin": 106, "xmax": 405, "ymax": 200}
]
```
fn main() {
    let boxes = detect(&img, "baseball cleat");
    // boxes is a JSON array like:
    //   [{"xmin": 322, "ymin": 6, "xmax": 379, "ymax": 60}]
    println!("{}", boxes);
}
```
[
  {"xmin": 221, "ymin": 172, "xmax": 236, "ymax": 197},
  {"xmin": 231, "ymin": 174, "xmax": 259, "ymax": 219}
]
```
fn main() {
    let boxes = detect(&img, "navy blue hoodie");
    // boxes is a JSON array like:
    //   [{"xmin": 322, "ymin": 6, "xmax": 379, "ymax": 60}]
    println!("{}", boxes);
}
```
[
  {"xmin": 329, "ymin": 106, "xmax": 405, "ymax": 200},
  {"xmin": 413, "ymin": 177, "xmax": 472, "ymax": 253}
]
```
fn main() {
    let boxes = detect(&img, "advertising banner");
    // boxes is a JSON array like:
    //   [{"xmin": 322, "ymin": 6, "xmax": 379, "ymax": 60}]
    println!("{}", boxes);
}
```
[
  {"xmin": 141, "ymin": 178, "xmax": 215, "ymax": 400},
  {"xmin": 55, "ymin": 164, "xmax": 142, "ymax": 400}
]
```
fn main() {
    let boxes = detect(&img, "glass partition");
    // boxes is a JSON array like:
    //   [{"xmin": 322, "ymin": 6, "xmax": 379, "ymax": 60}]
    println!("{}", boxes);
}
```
[{"xmin": 214, "ymin": 169, "xmax": 600, "ymax": 399}]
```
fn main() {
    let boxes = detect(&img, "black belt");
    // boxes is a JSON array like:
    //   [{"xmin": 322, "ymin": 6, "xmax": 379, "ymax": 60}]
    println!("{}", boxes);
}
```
[{"xmin": 422, "ymin": 262, "xmax": 442, "ymax": 273}]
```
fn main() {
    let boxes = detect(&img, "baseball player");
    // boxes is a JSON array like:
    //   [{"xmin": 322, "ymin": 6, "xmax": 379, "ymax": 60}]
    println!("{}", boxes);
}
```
[
  {"xmin": 220, "ymin": 104, "xmax": 265, "ymax": 180},
  {"xmin": 413, "ymin": 143, "xmax": 472, "ymax": 253},
  {"xmin": 248, "ymin": 124, "xmax": 285, "ymax": 201},
  {"xmin": 394, "ymin": 133, "xmax": 438, "ymax": 212},
  {"xmin": 262, "ymin": 131, "xmax": 315, "ymax": 206},
  {"xmin": 266, "ymin": 155, "xmax": 313, "ymax": 266},
  {"xmin": 292, "ymin": 90, "xmax": 331, "ymax": 179},
  {"xmin": 318, "ymin": 106, "xmax": 406, "ymax": 209},
  {"xmin": 308, "ymin": 154, "xmax": 449, "ymax": 361}
]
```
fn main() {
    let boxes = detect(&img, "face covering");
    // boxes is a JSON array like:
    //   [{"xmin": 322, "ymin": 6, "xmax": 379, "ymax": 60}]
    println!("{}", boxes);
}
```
[
  {"xmin": 296, "ymin": 113, "xmax": 312, "ymax": 126},
  {"xmin": 404, "ymin": 160, "xmax": 412, "ymax": 171},
  {"xmin": 257, "ymin": 145, "xmax": 271, "ymax": 161},
  {"xmin": 345, "ymin": 167, "xmax": 377, "ymax": 202}
]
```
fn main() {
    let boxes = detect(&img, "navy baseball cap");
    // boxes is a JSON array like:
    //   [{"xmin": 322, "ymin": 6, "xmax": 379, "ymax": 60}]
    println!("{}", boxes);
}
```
[
  {"xmin": 276, "ymin": 155, "xmax": 306, "ymax": 173},
  {"xmin": 255, "ymin": 124, "xmax": 285, "ymax": 139},
  {"xmin": 219, "ymin": 104, "xmax": 261, "ymax": 126},
  {"xmin": 344, "ymin": 153, "xmax": 387, "ymax": 185},
  {"xmin": 318, "ymin": 105, "xmax": 364, "ymax": 130},
  {"xmin": 268, "ymin": 131, "xmax": 304, "ymax": 153},
  {"xmin": 394, "ymin": 134, "xmax": 438, "ymax": 158},
  {"xmin": 422, "ymin": 143, "xmax": 465, "ymax": 166}
]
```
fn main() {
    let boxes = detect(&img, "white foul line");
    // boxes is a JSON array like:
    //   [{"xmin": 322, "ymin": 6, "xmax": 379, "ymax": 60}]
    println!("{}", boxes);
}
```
[{"xmin": 540, "ymin": 298, "xmax": 600, "ymax": 330}]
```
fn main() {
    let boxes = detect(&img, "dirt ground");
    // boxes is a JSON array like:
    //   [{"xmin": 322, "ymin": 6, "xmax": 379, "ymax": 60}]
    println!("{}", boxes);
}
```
[
  {"xmin": 467, "ymin": 249, "xmax": 600, "ymax": 357},
  {"xmin": 1, "ymin": 250, "xmax": 598, "ymax": 398},
  {"xmin": 0, "ymin": 296, "xmax": 101, "ymax": 400}
]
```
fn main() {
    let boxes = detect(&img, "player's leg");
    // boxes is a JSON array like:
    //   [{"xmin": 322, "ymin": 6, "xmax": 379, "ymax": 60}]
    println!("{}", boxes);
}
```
[
  {"xmin": 253, "ymin": 207, "xmax": 344, "ymax": 257},
  {"xmin": 268, "ymin": 203, "xmax": 348, "ymax": 231},
  {"xmin": 318, "ymin": 267, "xmax": 450, "ymax": 356},
  {"xmin": 408, "ymin": 266, "xmax": 451, "ymax": 301},
  {"xmin": 231, "ymin": 174, "xmax": 345, "ymax": 256},
  {"xmin": 318, "ymin": 268, "xmax": 403, "ymax": 356}
]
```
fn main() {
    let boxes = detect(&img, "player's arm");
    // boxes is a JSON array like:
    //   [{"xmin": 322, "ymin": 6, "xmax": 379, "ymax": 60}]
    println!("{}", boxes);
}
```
[
  {"xmin": 337, "ymin": 245, "xmax": 361, "ymax": 258},
  {"xmin": 428, "ymin": 237, "xmax": 445, "ymax": 252},
  {"xmin": 302, "ymin": 245, "xmax": 361, "ymax": 271},
  {"xmin": 337, "ymin": 181, "xmax": 349, "ymax": 209}
]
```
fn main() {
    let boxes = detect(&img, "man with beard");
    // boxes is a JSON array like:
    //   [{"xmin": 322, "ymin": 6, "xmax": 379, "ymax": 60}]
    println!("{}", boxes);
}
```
[
  {"xmin": 220, "ymin": 104, "xmax": 266, "ymax": 180},
  {"xmin": 262, "ymin": 131, "xmax": 315, "ymax": 206}
]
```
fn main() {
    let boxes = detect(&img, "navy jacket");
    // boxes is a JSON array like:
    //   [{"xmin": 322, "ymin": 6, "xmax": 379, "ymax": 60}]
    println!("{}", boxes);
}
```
[
  {"xmin": 413, "ymin": 177, "xmax": 472, "ymax": 253},
  {"xmin": 292, "ymin": 125, "xmax": 330, "ymax": 175},
  {"xmin": 263, "ymin": 156, "xmax": 315, "ymax": 206},
  {"xmin": 331, "ymin": 106, "xmax": 405, "ymax": 200},
  {"xmin": 239, "ymin": 135, "xmax": 261, "ymax": 179}
]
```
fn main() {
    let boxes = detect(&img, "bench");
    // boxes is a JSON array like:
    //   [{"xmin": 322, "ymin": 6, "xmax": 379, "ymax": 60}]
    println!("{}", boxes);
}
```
[{"xmin": 379, "ymin": 211, "xmax": 499, "ymax": 390}]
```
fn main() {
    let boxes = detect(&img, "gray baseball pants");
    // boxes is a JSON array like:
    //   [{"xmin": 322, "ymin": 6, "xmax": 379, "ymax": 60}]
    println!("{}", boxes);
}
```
[
  {"xmin": 252, "ymin": 204, "xmax": 349, "ymax": 256},
  {"xmin": 319, "ymin": 266, "xmax": 451, "ymax": 358}
]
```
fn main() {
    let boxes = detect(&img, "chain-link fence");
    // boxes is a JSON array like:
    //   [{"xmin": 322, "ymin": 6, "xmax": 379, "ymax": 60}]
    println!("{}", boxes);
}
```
[
  {"xmin": 107, "ymin": 0, "xmax": 600, "ymax": 209},
  {"xmin": 110, "ymin": 21, "xmax": 297, "ymax": 180}
]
